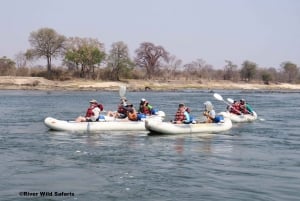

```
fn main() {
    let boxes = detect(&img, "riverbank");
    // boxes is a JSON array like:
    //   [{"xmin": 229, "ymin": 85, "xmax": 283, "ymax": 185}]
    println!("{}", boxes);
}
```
[{"xmin": 1, "ymin": 76, "xmax": 300, "ymax": 91}]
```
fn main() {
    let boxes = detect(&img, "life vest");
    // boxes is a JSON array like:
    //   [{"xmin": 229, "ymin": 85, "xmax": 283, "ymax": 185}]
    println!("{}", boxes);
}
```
[
  {"xmin": 240, "ymin": 104, "xmax": 251, "ymax": 114},
  {"xmin": 85, "ymin": 105, "xmax": 97, "ymax": 117},
  {"xmin": 174, "ymin": 110, "xmax": 186, "ymax": 121},
  {"xmin": 127, "ymin": 110, "xmax": 138, "ymax": 121},
  {"xmin": 139, "ymin": 104, "xmax": 152, "ymax": 115},
  {"xmin": 117, "ymin": 104, "xmax": 127, "ymax": 114},
  {"xmin": 230, "ymin": 104, "xmax": 241, "ymax": 115},
  {"xmin": 98, "ymin": 104, "xmax": 104, "ymax": 111}
]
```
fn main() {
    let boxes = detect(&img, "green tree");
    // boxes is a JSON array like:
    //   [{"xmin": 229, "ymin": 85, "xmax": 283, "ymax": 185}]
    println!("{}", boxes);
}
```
[
  {"xmin": 135, "ymin": 42, "xmax": 169, "ymax": 79},
  {"xmin": 281, "ymin": 61, "xmax": 298, "ymax": 83},
  {"xmin": 240, "ymin": 60, "xmax": 257, "ymax": 82},
  {"xmin": 64, "ymin": 37, "xmax": 105, "ymax": 79},
  {"xmin": 0, "ymin": 56, "xmax": 16, "ymax": 76},
  {"xmin": 26, "ymin": 28, "xmax": 66, "ymax": 78},
  {"xmin": 261, "ymin": 71, "xmax": 272, "ymax": 84},
  {"xmin": 107, "ymin": 41, "xmax": 134, "ymax": 81}
]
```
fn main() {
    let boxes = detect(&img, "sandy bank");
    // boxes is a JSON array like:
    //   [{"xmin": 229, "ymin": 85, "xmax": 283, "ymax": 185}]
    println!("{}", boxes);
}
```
[{"xmin": 0, "ymin": 76, "xmax": 300, "ymax": 91}]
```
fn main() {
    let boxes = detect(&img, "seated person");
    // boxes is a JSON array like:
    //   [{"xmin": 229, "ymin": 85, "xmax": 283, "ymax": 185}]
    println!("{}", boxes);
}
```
[
  {"xmin": 125, "ymin": 103, "xmax": 138, "ymax": 121},
  {"xmin": 173, "ymin": 103, "xmax": 191, "ymax": 124},
  {"xmin": 107, "ymin": 97, "xmax": 128, "ymax": 118},
  {"xmin": 239, "ymin": 99, "xmax": 254, "ymax": 114},
  {"xmin": 138, "ymin": 98, "xmax": 153, "ymax": 115},
  {"xmin": 227, "ymin": 100, "xmax": 241, "ymax": 115},
  {"xmin": 203, "ymin": 101, "xmax": 223, "ymax": 123},
  {"xmin": 76, "ymin": 99, "xmax": 101, "ymax": 122}
]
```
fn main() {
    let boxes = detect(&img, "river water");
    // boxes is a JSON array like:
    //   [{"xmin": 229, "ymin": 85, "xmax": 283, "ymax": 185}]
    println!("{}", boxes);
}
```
[{"xmin": 1, "ymin": 89, "xmax": 299, "ymax": 201}]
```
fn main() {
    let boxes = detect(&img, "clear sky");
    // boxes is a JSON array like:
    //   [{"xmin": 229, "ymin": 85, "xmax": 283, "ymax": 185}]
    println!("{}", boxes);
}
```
[{"xmin": 1, "ymin": 0, "xmax": 299, "ymax": 69}]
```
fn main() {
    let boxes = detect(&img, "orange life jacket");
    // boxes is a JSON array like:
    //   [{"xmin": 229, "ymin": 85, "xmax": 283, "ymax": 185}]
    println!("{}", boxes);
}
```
[{"xmin": 127, "ymin": 110, "xmax": 138, "ymax": 121}]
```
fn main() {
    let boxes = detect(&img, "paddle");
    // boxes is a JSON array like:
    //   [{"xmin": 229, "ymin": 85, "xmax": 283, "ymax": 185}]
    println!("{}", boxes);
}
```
[
  {"xmin": 119, "ymin": 85, "xmax": 126, "ymax": 98},
  {"xmin": 213, "ymin": 93, "xmax": 230, "ymax": 105},
  {"xmin": 227, "ymin": 98, "xmax": 234, "ymax": 104},
  {"xmin": 213, "ymin": 93, "xmax": 243, "ymax": 115}
]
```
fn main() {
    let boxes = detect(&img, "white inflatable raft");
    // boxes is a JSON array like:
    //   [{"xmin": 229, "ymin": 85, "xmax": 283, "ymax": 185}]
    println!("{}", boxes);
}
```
[
  {"xmin": 145, "ymin": 117, "xmax": 232, "ymax": 135},
  {"xmin": 44, "ymin": 114, "xmax": 164, "ymax": 132},
  {"xmin": 219, "ymin": 111, "xmax": 257, "ymax": 123}
]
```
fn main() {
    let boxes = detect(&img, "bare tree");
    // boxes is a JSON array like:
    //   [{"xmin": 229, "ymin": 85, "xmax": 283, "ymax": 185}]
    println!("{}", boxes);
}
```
[
  {"xmin": 223, "ymin": 60, "xmax": 238, "ymax": 81},
  {"xmin": 14, "ymin": 51, "xmax": 27, "ymax": 68},
  {"xmin": 164, "ymin": 55, "xmax": 182, "ymax": 79},
  {"xmin": 135, "ymin": 42, "xmax": 169, "ymax": 79}
]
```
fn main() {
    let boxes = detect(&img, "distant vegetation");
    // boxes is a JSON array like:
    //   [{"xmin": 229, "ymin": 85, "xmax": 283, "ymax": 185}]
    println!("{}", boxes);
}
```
[{"xmin": 1, "ymin": 27, "xmax": 299, "ymax": 84}]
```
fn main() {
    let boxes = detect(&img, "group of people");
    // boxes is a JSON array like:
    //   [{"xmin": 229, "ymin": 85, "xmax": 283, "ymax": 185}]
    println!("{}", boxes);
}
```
[
  {"xmin": 76, "ymin": 97, "xmax": 253, "ymax": 124},
  {"xmin": 227, "ymin": 99, "xmax": 254, "ymax": 115},
  {"xmin": 76, "ymin": 97, "xmax": 155, "ymax": 122},
  {"xmin": 172, "ymin": 101, "xmax": 223, "ymax": 124}
]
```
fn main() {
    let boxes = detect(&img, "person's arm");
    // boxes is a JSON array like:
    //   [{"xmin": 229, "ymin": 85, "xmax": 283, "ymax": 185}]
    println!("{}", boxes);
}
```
[
  {"xmin": 183, "ymin": 111, "xmax": 190, "ymax": 123},
  {"xmin": 147, "ymin": 104, "xmax": 153, "ymax": 110}
]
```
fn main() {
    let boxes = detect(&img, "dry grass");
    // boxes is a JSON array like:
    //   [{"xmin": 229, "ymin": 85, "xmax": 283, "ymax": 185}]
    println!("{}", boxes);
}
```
[{"xmin": 1, "ymin": 76, "xmax": 300, "ymax": 91}]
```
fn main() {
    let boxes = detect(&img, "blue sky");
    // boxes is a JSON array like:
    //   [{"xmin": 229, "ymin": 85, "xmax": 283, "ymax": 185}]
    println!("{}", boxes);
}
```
[{"xmin": 1, "ymin": 0, "xmax": 299, "ymax": 68}]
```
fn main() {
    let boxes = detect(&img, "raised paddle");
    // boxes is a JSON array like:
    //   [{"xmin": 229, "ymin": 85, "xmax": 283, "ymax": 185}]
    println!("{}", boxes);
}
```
[
  {"xmin": 213, "ymin": 93, "xmax": 230, "ymax": 105},
  {"xmin": 119, "ymin": 85, "xmax": 126, "ymax": 98},
  {"xmin": 227, "ymin": 98, "xmax": 234, "ymax": 104}
]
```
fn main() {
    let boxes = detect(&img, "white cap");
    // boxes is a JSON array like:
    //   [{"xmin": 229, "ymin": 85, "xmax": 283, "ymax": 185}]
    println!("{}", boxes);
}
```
[{"xmin": 141, "ymin": 98, "xmax": 146, "ymax": 102}]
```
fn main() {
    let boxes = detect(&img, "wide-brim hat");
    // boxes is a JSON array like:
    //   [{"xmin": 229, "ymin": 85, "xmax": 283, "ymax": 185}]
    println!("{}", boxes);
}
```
[{"xmin": 89, "ymin": 99, "xmax": 98, "ymax": 104}]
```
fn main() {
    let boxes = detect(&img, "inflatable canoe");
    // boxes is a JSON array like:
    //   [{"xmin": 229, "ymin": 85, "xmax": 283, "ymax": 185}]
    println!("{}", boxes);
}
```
[
  {"xmin": 145, "ymin": 117, "xmax": 232, "ymax": 135},
  {"xmin": 219, "ymin": 111, "xmax": 257, "ymax": 123},
  {"xmin": 44, "ymin": 114, "xmax": 164, "ymax": 132}
]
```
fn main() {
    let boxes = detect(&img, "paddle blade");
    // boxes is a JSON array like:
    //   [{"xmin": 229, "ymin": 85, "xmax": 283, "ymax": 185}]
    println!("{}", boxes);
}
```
[
  {"xmin": 119, "ymin": 85, "xmax": 126, "ymax": 97},
  {"xmin": 227, "ymin": 98, "xmax": 234, "ymax": 104},
  {"xmin": 213, "ymin": 93, "xmax": 224, "ymax": 101}
]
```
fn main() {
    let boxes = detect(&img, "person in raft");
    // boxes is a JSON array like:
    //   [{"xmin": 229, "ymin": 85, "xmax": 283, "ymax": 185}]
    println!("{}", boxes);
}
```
[
  {"xmin": 107, "ymin": 96, "xmax": 128, "ymax": 118},
  {"xmin": 75, "ymin": 99, "xmax": 103, "ymax": 122},
  {"xmin": 202, "ymin": 101, "xmax": 223, "ymax": 123},
  {"xmin": 125, "ymin": 103, "xmax": 139, "ymax": 121},
  {"xmin": 239, "ymin": 99, "xmax": 254, "ymax": 115},
  {"xmin": 173, "ymin": 103, "xmax": 191, "ymax": 124},
  {"xmin": 227, "ymin": 100, "xmax": 241, "ymax": 115},
  {"xmin": 138, "ymin": 98, "xmax": 154, "ymax": 115}
]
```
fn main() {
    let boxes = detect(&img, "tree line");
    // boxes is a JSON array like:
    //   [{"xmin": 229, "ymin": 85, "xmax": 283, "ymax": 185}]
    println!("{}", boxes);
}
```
[{"xmin": 1, "ymin": 27, "xmax": 299, "ymax": 84}]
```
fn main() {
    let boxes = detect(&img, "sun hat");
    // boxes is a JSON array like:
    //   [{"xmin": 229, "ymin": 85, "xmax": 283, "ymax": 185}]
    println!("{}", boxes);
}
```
[
  {"xmin": 89, "ymin": 99, "xmax": 97, "ymax": 104},
  {"xmin": 204, "ymin": 101, "xmax": 213, "ymax": 111}
]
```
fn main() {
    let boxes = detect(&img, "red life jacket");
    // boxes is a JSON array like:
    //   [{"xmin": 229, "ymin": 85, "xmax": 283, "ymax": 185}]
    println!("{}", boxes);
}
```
[
  {"xmin": 174, "ymin": 110, "xmax": 186, "ymax": 121},
  {"xmin": 240, "ymin": 104, "xmax": 251, "ymax": 114},
  {"xmin": 230, "ymin": 104, "xmax": 240, "ymax": 114},
  {"xmin": 117, "ymin": 104, "xmax": 127, "ymax": 114},
  {"xmin": 85, "ymin": 105, "xmax": 97, "ymax": 117},
  {"xmin": 139, "ymin": 104, "xmax": 151, "ymax": 115},
  {"xmin": 98, "ymin": 104, "xmax": 104, "ymax": 111}
]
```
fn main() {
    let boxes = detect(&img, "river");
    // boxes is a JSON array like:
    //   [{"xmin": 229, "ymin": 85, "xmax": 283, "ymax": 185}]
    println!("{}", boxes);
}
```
[{"xmin": 1, "ymin": 89, "xmax": 299, "ymax": 201}]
